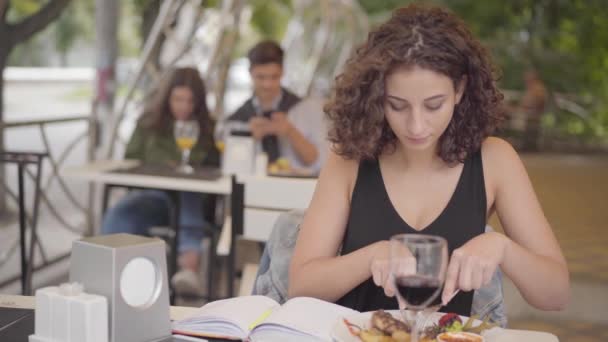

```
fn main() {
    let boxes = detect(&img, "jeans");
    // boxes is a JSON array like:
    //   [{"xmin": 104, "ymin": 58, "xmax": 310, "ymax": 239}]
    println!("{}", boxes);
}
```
[{"xmin": 101, "ymin": 190, "xmax": 212, "ymax": 253}]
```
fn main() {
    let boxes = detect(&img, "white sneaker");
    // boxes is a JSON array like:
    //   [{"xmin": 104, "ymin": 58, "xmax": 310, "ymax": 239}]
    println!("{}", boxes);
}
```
[{"xmin": 171, "ymin": 269, "xmax": 205, "ymax": 297}]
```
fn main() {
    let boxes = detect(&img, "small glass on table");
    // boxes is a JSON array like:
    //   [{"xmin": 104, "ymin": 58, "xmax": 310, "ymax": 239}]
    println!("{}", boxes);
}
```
[{"xmin": 174, "ymin": 120, "xmax": 200, "ymax": 173}]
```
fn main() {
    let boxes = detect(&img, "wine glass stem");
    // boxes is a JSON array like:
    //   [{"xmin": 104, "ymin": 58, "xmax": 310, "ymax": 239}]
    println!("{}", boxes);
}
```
[
  {"xmin": 181, "ymin": 149, "xmax": 191, "ymax": 167},
  {"xmin": 409, "ymin": 310, "xmax": 421, "ymax": 342}
]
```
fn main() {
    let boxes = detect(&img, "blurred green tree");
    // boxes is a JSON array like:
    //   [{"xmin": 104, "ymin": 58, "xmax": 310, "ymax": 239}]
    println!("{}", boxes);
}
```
[
  {"xmin": 357, "ymin": 0, "xmax": 608, "ymax": 140},
  {"xmin": 53, "ymin": 1, "xmax": 91, "ymax": 66},
  {"xmin": 7, "ymin": 0, "xmax": 91, "ymax": 67},
  {"xmin": 249, "ymin": 0, "xmax": 292, "ymax": 39},
  {"xmin": 0, "ymin": 0, "xmax": 72, "ymax": 214}
]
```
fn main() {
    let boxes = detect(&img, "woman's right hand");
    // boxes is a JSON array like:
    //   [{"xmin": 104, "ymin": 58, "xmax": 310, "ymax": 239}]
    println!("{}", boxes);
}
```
[{"xmin": 370, "ymin": 240, "xmax": 415, "ymax": 298}]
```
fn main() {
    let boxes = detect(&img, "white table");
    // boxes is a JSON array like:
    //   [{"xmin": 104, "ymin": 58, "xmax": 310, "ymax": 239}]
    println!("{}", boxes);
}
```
[
  {"xmin": 62, "ymin": 160, "xmax": 319, "ymax": 298},
  {"xmin": 0, "ymin": 294, "xmax": 200, "ymax": 320},
  {"xmin": 62, "ymin": 160, "xmax": 318, "ymax": 247},
  {"xmin": 0, "ymin": 295, "xmax": 559, "ymax": 342},
  {"xmin": 62, "ymin": 159, "xmax": 232, "ymax": 195},
  {"xmin": 0, "ymin": 294, "xmax": 200, "ymax": 340},
  {"xmin": 63, "ymin": 160, "xmax": 233, "ymax": 302}
]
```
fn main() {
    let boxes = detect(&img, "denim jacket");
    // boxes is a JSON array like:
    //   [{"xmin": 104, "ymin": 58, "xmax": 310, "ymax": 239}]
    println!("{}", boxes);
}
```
[{"xmin": 252, "ymin": 210, "xmax": 508, "ymax": 328}]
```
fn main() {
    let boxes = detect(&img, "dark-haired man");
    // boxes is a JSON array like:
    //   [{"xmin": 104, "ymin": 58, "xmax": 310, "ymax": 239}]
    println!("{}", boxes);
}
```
[{"xmin": 220, "ymin": 40, "xmax": 326, "ymax": 172}]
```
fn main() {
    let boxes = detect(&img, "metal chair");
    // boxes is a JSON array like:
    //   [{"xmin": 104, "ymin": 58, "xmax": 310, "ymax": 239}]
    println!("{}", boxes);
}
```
[
  {"xmin": 0, "ymin": 151, "xmax": 48, "ymax": 295},
  {"xmin": 220, "ymin": 175, "xmax": 316, "ymax": 298}
]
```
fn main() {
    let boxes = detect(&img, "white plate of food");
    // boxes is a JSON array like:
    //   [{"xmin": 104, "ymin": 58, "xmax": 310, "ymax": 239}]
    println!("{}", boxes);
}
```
[{"xmin": 331, "ymin": 310, "xmax": 497, "ymax": 342}]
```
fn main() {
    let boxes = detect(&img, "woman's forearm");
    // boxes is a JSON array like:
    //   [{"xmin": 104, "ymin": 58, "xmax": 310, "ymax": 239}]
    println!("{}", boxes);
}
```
[
  {"xmin": 501, "ymin": 237, "xmax": 570, "ymax": 310},
  {"xmin": 289, "ymin": 242, "xmax": 379, "ymax": 302}
]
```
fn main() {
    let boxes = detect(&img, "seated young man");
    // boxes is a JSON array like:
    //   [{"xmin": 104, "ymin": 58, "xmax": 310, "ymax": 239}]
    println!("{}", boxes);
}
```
[{"xmin": 219, "ymin": 40, "xmax": 327, "ymax": 173}]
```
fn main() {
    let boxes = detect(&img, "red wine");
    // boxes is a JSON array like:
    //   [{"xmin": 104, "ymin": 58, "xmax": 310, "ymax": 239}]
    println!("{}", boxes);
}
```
[{"xmin": 395, "ymin": 276, "xmax": 441, "ymax": 306}]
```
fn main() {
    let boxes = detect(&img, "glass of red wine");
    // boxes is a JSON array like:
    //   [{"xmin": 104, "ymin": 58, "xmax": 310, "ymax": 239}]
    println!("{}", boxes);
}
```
[{"xmin": 390, "ymin": 234, "xmax": 448, "ymax": 342}]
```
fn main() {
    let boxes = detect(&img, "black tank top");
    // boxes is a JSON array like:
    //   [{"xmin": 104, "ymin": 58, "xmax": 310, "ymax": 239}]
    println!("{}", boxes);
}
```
[{"xmin": 336, "ymin": 150, "xmax": 487, "ymax": 316}]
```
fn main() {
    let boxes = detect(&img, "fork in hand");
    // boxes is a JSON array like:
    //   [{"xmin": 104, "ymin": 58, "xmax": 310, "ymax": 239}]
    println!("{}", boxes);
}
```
[{"xmin": 418, "ymin": 290, "xmax": 460, "ymax": 330}]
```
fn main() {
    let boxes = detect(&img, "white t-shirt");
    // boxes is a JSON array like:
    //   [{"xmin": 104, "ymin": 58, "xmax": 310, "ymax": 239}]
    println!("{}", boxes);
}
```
[{"xmin": 278, "ymin": 96, "xmax": 328, "ymax": 173}]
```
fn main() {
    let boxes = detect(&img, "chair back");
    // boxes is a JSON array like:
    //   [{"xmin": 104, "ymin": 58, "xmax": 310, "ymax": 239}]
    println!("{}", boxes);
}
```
[{"xmin": 232, "ymin": 175, "xmax": 316, "ymax": 242}]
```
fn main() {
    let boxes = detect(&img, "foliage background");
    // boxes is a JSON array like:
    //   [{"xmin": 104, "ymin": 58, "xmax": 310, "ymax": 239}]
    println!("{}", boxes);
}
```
[{"xmin": 5, "ymin": 0, "xmax": 608, "ymax": 141}]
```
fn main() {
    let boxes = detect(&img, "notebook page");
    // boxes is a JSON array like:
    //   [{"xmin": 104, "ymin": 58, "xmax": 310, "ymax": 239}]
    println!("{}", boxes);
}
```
[
  {"xmin": 250, "ymin": 297, "xmax": 358, "ymax": 341},
  {"xmin": 172, "ymin": 296, "xmax": 279, "ymax": 339}
]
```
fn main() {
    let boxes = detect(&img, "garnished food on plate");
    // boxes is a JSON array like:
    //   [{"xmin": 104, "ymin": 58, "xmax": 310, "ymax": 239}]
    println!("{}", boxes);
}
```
[
  {"xmin": 423, "ymin": 313, "xmax": 496, "ymax": 340},
  {"xmin": 344, "ymin": 310, "xmax": 428, "ymax": 342},
  {"xmin": 267, "ymin": 158, "xmax": 316, "ymax": 178},
  {"xmin": 436, "ymin": 332, "xmax": 484, "ymax": 342},
  {"xmin": 343, "ymin": 311, "xmax": 496, "ymax": 342},
  {"xmin": 268, "ymin": 157, "xmax": 291, "ymax": 174}
]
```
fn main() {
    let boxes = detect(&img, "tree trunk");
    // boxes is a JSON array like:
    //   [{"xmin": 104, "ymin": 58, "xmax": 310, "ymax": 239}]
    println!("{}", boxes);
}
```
[
  {"xmin": 0, "ymin": 0, "xmax": 9, "ymax": 217},
  {"xmin": 0, "ymin": 0, "xmax": 72, "ymax": 217},
  {"xmin": 94, "ymin": 0, "xmax": 119, "ymax": 157},
  {"xmin": 0, "ymin": 49, "xmax": 5, "ymax": 126},
  {"xmin": 0, "ymin": 47, "xmax": 7, "ymax": 216},
  {"xmin": 60, "ymin": 52, "xmax": 68, "ymax": 67},
  {"xmin": 141, "ymin": 0, "xmax": 164, "ymax": 71},
  {"xmin": 211, "ymin": 0, "xmax": 245, "ymax": 120}
]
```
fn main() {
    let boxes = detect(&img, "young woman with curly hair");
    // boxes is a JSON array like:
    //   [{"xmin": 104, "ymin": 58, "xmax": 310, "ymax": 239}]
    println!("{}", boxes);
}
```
[{"xmin": 289, "ymin": 4, "xmax": 569, "ymax": 317}]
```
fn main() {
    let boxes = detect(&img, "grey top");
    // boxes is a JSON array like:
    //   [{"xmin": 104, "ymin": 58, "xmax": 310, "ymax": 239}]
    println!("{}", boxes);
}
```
[{"xmin": 277, "ymin": 96, "xmax": 328, "ymax": 173}]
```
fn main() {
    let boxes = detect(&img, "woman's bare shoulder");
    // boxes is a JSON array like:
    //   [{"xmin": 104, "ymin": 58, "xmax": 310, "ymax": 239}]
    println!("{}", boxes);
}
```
[
  {"xmin": 326, "ymin": 148, "xmax": 360, "ymax": 171},
  {"xmin": 320, "ymin": 148, "xmax": 361, "ymax": 195},
  {"xmin": 481, "ymin": 136, "xmax": 520, "ymax": 161},
  {"xmin": 481, "ymin": 136, "xmax": 525, "ymax": 186}
]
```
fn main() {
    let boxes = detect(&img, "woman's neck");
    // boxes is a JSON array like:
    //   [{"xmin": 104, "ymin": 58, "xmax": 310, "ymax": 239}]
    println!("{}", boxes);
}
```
[{"xmin": 388, "ymin": 143, "xmax": 445, "ymax": 173}]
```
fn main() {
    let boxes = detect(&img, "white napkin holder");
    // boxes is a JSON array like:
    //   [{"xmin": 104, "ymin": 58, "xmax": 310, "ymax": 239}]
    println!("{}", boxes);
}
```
[
  {"xmin": 29, "ymin": 282, "xmax": 108, "ymax": 342},
  {"xmin": 69, "ymin": 234, "xmax": 172, "ymax": 342},
  {"xmin": 222, "ymin": 131, "xmax": 255, "ymax": 176}
]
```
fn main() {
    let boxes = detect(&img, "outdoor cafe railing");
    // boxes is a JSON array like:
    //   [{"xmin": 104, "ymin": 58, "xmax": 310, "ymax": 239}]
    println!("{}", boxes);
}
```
[{"xmin": 0, "ymin": 114, "xmax": 96, "ymax": 289}]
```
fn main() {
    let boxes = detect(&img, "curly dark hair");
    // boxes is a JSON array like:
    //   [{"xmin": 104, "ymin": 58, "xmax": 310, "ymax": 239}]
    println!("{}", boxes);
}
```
[{"xmin": 325, "ymin": 4, "xmax": 505, "ymax": 163}]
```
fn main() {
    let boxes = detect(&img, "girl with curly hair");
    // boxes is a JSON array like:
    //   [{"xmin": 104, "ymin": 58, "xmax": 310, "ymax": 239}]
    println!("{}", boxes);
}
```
[{"xmin": 289, "ymin": 4, "xmax": 569, "ymax": 318}]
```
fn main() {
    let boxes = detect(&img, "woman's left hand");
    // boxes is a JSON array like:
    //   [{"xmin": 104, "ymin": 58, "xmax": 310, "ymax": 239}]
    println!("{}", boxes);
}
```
[{"xmin": 441, "ymin": 232, "xmax": 509, "ymax": 305}]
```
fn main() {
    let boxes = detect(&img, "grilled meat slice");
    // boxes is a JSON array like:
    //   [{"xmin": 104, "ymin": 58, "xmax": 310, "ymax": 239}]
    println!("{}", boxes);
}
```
[{"xmin": 371, "ymin": 310, "xmax": 411, "ymax": 335}]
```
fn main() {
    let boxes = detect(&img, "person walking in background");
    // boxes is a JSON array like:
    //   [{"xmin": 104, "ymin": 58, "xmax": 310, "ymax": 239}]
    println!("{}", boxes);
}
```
[
  {"xmin": 519, "ymin": 69, "xmax": 547, "ymax": 151},
  {"xmin": 506, "ymin": 69, "xmax": 547, "ymax": 151}
]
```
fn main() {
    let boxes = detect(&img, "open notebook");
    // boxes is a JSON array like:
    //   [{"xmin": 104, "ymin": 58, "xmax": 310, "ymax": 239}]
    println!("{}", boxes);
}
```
[{"xmin": 172, "ymin": 296, "xmax": 358, "ymax": 341}]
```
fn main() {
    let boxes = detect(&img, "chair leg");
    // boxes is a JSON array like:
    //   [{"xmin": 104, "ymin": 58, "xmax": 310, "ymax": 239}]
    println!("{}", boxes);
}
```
[
  {"xmin": 207, "ymin": 234, "xmax": 216, "ymax": 301},
  {"xmin": 168, "ymin": 191, "xmax": 181, "ymax": 305},
  {"xmin": 227, "ymin": 243, "xmax": 235, "ymax": 298},
  {"xmin": 17, "ymin": 164, "xmax": 27, "ymax": 295}
]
